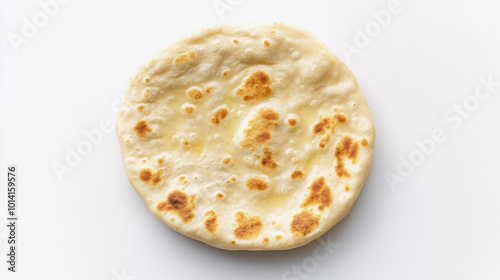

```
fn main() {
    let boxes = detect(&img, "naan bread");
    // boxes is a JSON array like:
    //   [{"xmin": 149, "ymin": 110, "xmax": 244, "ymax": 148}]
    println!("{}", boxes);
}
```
[{"xmin": 116, "ymin": 23, "xmax": 375, "ymax": 250}]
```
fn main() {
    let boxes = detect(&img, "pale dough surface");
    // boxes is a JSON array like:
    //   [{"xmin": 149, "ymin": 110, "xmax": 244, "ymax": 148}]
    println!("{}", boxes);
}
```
[{"xmin": 116, "ymin": 23, "xmax": 375, "ymax": 250}]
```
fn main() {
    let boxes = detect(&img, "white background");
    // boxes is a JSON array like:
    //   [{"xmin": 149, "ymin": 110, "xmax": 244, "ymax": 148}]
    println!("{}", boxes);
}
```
[{"xmin": 1, "ymin": 1, "xmax": 500, "ymax": 279}]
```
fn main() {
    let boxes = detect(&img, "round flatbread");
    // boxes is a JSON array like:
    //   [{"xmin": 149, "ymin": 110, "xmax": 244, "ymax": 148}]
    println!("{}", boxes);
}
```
[{"xmin": 116, "ymin": 23, "xmax": 375, "ymax": 250}]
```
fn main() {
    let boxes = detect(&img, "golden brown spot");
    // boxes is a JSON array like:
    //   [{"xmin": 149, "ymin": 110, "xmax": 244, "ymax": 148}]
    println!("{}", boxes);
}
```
[
  {"xmin": 276, "ymin": 235, "xmax": 282, "ymax": 240},
  {"xmin": 234, "ymin": 212, "xmax": 263, "ymax": 240},
  {"xmin": 174, "ymin": 51, "xmax": 195, "ymax": 64},
  {"xmin": 140, "ymin": 169, "xmax": 151, "ymax": 181},
  {"xmin": 313, "ymin": 118, "xmax": 330, "ymax": 134},
  {"xmin": 231, "ymin": 241, "xmax": 236, "ymax": 245},
  {"xmin": 170, "ymin": 217, "xmax": 174, "ymax": 222},
  {"xmin": 139, "ymin": 168, "xmax": 163, "ymax": 186},
  {"xmin": 302, "ymin": 177, "xmax": 332, "ymax": 211},
  {"xmin": 137, "ymin": 105, "xmax": 144, "ymax": 112},
  {"xmin": 134, "ymin": 120, "xmax": 152, "ymax": 138},
  {"xmin": 216, "ymin": 193, "xmax": 224, "ymax": 198},
  {"xmin": 335, "ymin": 137, "xmax": 362, "ymax": 178},
  {"xmin": 335, "ymin": 114, "xmax": 346, "ymax": 122},
  {"xmin": 233, "ymin": 39, "xmax": 239, "ymax": 44},
  {"xmin": 204, "ymin": 211, "xmax": 218, "ymax": 233},
  {"xmin": 142, "ymin": 159, "xmax": 146, "ymax": 163},
  {"xmin": 262, "ymin": 110, "xmax": 279, "ymax": 121},
  {"xmin": 271, "ymin": 31, "xmax": 276, "ymax": 34},
  {"xmin": 261, "ymin": 148, "xmax": 278, "ymax": 169},
  {"xmin": 184, "ymin": 106, "xmax": 194, "ymax": 114},
  {"xmin": 345, "ymin": 185, "xmax": 350, "ymax": 192},
  {"xmin": 263, "ymin": 237, "xmax": 269, "ymax": 243},
  {"xmin": 361, "ymin": 139, "xmax": 368, "ymax": 147},
  {"xmin": 187, "ymin": 88, "xmax": 203, "ymax": 99},
  {"xmin": 262, "ymin": 109, "xmax": 280, "ymax": 121},
  {"xmin": 223, "ymin": 157, "xmax": 231, "ymax": 164},
  {"xmin": 223, "ymin": 71, "xmax": 228, "ymax": 76},
  {"xmin": 144, "ymin": 78, "xmax": 150, "ymax": 83},
  {"xmin": 211, "ymin": 108, "xmax": 229, "ymax": 125},
  {"xmin": 257, "ymin": 132, "xmax": 271, "ymax": 142},
  {"xmin": 291, "ymin": 170, "xmax": 304, "ymax": 179},
  {"xmin": 312, "ymin": 114, "xmax": 347, "ymax": 148},
  {"xmin": 291, "ymin": 210, "xmax": 320, "ymax": 237},
  {"xmin": 183, "ymin": 141, "xmax": 189, "ymax": 146},
  {"xmin": 231, "ymin": 177, "xmax": 236, "ymax": 181},
  {"xmin": 226, "ymin": 180, "xmax": 231, "ymax": 184},
  {"xmin": 263, "ymin": 40, "xmax": 270, "ymax": 47},
  {"xmin": 272, "ymin": 221, "xmax": 276, "ymax": 225},
  {"xmin": 236, "ymin": 71, "xmax": 272, "ymax": 101},
  {"xmin": 288, "ymin": 119, "xmax": 297, "ymax": 126},
  {"xmin": 157, "ymin": 157, "xmax": 164, "ymax": 165},
  {"xmin": 157, "ymin": 190, "xmax": 195, "ymax": 223},
  {"xmin": 246, "ymin": 177, "xmax": 268, "ymax": 191},
  {"xmin": 240, "ymin": 108, "xmax": 280, "ymax": 149},
  {"xmin": 179, "ymin": 176, "xmax": 186, "ymax": 182},
  {"xmin": 205, "ymin": 86, "xmax": 213, "ymax": 94}
]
